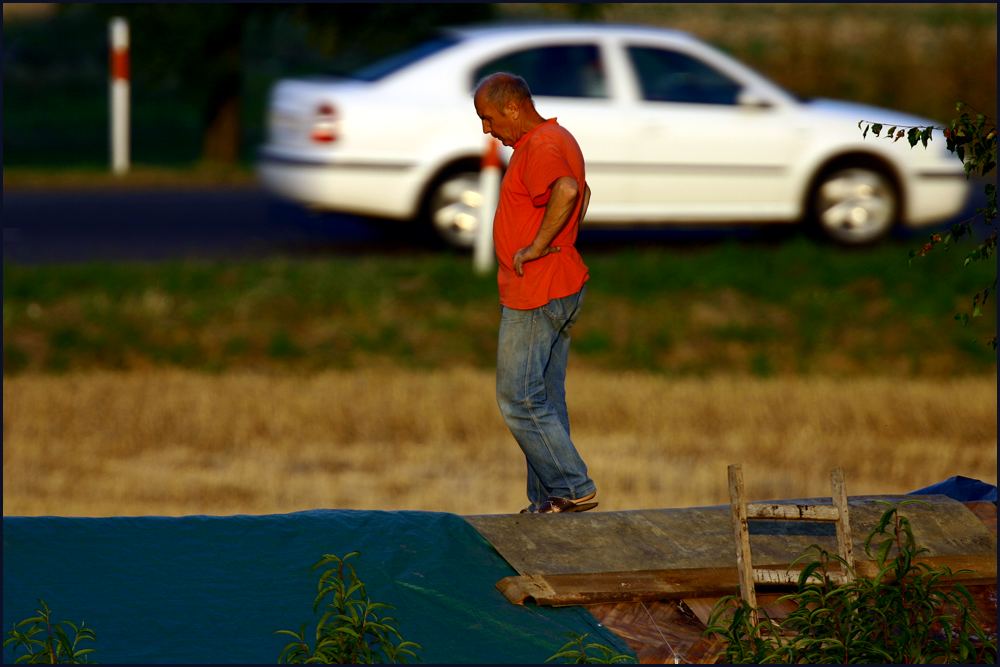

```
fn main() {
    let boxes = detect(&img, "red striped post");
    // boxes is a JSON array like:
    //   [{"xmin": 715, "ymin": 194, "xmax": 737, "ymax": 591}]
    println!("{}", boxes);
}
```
[{"xmin": 109, "ymin": 17, "xmax": 130, "ymax": 174}]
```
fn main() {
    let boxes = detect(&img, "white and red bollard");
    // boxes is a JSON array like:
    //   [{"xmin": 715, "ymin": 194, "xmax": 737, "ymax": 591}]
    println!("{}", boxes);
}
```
[
  {"xmin": 474, "ymin": 138, "xmax": 502, "ymax": 275},
  {"xmin": 109, "ymin": 17, "xmax": 130, "ymax": 175}
]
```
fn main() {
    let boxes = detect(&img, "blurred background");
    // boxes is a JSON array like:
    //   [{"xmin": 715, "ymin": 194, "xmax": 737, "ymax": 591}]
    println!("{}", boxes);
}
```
[
  {"xmin": 3, "ymin": 3, "xmax": 996, "ymax": 517},
  {"xmin": 4, "ymin": 3, "xmax": 996, "ymax": 170}
]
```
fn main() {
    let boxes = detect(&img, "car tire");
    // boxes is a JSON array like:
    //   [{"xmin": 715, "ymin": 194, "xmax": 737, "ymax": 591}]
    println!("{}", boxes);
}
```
[
  {"xmin": 420, "ymin": 167, "xmax": 485, "ymax": 249},
  {"xmin": 807, "ymin": 162, "xmax": 900, "ymax": 246}
]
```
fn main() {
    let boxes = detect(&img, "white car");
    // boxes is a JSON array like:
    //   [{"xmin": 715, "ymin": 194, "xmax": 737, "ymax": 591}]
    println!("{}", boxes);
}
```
[{"xmin": 258, "ymin": 23, "xmax": 970, "ymax": 247}]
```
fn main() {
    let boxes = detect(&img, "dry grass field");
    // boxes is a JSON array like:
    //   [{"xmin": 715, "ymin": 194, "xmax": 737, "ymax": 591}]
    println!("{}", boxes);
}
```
[{"xmin": 4, "ymin": 368, "xmax": 995, "ymax": 517}]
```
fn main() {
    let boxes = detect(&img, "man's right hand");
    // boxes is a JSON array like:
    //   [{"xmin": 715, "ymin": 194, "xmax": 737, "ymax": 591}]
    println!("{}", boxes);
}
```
[{"xmin": 513, "ymin": 244, "xmax": 561, "ymax": 277}]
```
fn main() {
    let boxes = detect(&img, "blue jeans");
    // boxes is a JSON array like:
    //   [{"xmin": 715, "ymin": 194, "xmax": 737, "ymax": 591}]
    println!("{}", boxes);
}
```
[{"xmin": 496, "ymin": 286, "xmax": 595, "ymax": 511}]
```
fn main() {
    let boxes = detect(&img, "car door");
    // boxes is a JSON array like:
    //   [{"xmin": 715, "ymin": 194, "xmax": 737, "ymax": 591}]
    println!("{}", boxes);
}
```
[
  {"xmin": 621, "ymin": 42, "xmax": 803, "ymax": 222},
  {"xmin": 470, "ymin": 41, "xmax": 634, "ymax": 219}
]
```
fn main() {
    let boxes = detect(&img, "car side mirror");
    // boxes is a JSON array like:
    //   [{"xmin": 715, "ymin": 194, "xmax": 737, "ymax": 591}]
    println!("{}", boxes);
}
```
[{"xmin": 737, "ymin": 89, "xmax": 773, "ymax": 109}]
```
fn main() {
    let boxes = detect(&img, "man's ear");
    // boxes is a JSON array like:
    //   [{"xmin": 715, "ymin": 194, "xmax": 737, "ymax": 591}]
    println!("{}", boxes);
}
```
[{"xmin": 504, "ymin": 100, "xmax": 520, "ymax": 119}]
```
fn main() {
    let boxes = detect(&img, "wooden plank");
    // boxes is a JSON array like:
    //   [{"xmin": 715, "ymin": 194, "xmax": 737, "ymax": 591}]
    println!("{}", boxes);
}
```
[
  {"xmin": 964, "ymin": 501, "xmax": 997, "ymax": 535},
  {"xmin": 496, "ymin": 553, "xmax": 997, "ymax": 606},
  {"xmin": 853, "ymin": 554, "xmax": 997, "ymax": 582},
  {"xmin": 680, "ymin": 593, "xmax": 799, "ymax": 628},
  {"xmin": 679, "ymin": 597, "xmax": 721, "ymax": 628},
  {"xmin": 498, "ymin": 567, "xmax": 741, "ymax": 606},
  {"xmin": 753, "ymin": 567, "xmax": 848, "ymax": 586},
  {"xmin": 831, "ymin": 467, "xmax": 856, "ymax": 579},
  {"xmin": 588, "ymin": 599, "xmax": 722, "ymax": 665},
  {"xmin": 465, "ymin": 494, "xmax": 995, "ymax": 577},
  {"xmin": 728, "ymin": 464, "xmax": 758, "ymax": 614},
  {"xmin": 746, "ymin": 503, "xmax": 840, "ymax": 521},
  {"xmin": 495, "ymin": 574, "xmax": 556, "ymax": 606},
  {"xmin": 752, "ymin": 567, "xmax": 803, "ymax": 585}
]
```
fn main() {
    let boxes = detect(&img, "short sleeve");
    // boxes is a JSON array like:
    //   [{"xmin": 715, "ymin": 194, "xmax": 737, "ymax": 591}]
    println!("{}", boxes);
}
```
[{"xmin": 523, "ymin": 140, "xmax": 574, "ymax": 207}]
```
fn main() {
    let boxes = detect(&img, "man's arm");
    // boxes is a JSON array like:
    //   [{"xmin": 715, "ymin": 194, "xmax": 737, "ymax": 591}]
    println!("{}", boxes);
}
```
[{"xmin": 513, "ymin": 176, "xmax": 581, "ymax": 277}]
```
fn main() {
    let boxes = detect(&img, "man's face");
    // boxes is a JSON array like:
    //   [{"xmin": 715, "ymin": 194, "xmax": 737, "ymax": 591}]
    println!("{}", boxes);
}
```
[{"xmin": 474, "ymin": 92, "xmax": 518, "ymax": 147}]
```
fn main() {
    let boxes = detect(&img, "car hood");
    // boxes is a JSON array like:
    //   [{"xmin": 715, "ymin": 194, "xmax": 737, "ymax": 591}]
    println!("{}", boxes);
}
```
[{"xmin": 803, "ymin": 97, "xmax": 940, "ymax": 128}]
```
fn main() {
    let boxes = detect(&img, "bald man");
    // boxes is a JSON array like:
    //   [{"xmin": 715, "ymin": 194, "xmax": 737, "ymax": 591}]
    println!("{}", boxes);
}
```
[{"xmin": 473, "ymin": 72, "xmax": 597, "ymax": 514}]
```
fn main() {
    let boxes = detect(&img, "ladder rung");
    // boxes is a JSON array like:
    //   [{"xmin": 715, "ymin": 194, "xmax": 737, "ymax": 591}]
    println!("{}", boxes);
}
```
[
  {"xmin": 752, "ymin": 568, "xmax": 800, "ymax": 585},
  {"xmin": 753, "ymin": 567, "xmax": 849, "ymax": 586},
  {"xmin": 746, "ymin": 503, "xmax": 840, "ymax": 522}
]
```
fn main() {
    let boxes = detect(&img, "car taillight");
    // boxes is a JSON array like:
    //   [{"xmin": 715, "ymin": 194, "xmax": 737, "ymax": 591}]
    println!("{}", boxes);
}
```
[{"xmin": 311, "ymin": 102, "xmax": 338, "ymax": 144}]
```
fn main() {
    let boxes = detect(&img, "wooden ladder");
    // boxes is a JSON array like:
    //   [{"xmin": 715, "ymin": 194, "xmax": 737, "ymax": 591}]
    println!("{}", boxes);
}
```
[{"xmin": 728, "ymin": 464, "xmax": 855, "ymax": 619}]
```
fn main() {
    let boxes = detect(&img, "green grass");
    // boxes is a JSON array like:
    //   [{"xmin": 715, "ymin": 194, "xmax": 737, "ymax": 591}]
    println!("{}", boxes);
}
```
[{"xmin": 3, "ymin": 237, "xmax": 995, "ymax": 376}]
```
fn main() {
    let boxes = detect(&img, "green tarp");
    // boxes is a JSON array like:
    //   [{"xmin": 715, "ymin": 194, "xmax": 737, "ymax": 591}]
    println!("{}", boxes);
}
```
[{"xmin": 3, "ymin": 510, "xmax": 631, "ymax": 663}]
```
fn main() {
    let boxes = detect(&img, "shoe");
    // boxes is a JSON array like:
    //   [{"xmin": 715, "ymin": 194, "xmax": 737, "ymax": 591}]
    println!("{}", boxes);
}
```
[{"xmin": 536, "ymin": 492, "xmax": 598, "ymax": 514}]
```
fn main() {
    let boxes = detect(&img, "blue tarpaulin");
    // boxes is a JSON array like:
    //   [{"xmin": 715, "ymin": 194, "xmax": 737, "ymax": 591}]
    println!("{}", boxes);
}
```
[
  {"xmin": 3, "ymin": 510, "xmax": 630, "ymax": 664},
  {"xmin": 908, "ymin": 475, "xmax": 997, "ymax": 502}
]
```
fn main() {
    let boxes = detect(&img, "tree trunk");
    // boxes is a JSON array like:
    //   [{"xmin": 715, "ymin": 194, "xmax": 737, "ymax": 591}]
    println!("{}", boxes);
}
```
[
  {"xmin": 201, "ymin": 84, "xmax": 241, "ymax": 165},
  {"xmin": 199, "ymin": 11, "xmax": 245, "ymax": 165}
]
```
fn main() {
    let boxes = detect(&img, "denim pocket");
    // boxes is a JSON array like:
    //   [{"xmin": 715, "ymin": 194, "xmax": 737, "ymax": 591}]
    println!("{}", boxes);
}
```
[{"xmin": 542, "ymin": 287, "xmax": 585, "ymax": 325}]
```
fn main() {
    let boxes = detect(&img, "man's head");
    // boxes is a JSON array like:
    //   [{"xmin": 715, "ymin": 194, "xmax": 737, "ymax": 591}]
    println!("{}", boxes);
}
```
[{"xmin": 473, "ymin": 72, "xmax": 538, "ymax": 147}]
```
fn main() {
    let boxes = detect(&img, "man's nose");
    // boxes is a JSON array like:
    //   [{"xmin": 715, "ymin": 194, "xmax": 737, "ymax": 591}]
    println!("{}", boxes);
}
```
[{"xmin": 481, "ymin": 120, "xmax": 491, "ymax": 134}]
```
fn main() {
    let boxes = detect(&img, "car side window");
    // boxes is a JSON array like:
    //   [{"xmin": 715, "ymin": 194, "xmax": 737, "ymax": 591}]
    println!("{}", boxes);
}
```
[
  {"xmin": 627, "ymin": 45, "xmax": 741, "ymax": 105},
  {"xmin": 473, "ymin": 44, "xmax": 607, "ymax": 99}
]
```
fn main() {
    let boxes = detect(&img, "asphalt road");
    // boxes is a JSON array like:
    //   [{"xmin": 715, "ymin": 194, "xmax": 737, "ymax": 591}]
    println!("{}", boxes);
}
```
[
  {"xmin": 3, "ymin": 187, "xmax": 438, "ymax": 264},
  {"xmin": 2, "ymin": 181, "xmax": 987, "ymax": 264}
]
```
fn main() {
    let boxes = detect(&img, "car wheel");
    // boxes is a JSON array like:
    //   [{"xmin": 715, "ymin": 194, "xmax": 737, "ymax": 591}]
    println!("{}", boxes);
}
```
[
  {"xmin": 809, "ymin": 165, "xmax": 899, "ymax": 245},
  {"xmin": 425, "ymin": 170, "xmax": 483, "ymax": 248}
]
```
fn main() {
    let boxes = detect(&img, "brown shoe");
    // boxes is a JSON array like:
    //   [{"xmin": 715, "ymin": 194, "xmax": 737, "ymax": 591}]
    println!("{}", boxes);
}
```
[{"xmin": 536, "ymin": 492, "xmax": 598, "ymax": 514}]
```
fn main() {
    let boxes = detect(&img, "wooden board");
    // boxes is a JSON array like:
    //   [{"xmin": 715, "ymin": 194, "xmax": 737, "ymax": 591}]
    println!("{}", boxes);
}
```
[
  {"xmin": 496, "ymin": 554, "xmax": 997, "ymax": 606},
  {"xmin": 583, "ymin": 501, "xmax": 998, "ymax": 664},
  {"xmin": 587, "ymin": 598, "xmax": 725, "ymax": 664},
  {"xmin": 465, "ymin": 495, "xmax": 996, "ymax": 577}
]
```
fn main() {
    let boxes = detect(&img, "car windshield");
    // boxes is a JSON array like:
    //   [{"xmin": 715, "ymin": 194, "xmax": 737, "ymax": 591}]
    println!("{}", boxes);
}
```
[{"xmin": 345, "ymin": 35, "xmax": 463, "ymax": 82}]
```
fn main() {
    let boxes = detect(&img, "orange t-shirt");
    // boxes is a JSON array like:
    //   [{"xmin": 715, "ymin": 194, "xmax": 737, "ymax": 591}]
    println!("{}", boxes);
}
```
[{"xmin": 493, "ymin": 118, "xmax": 590, "ymax": 310}]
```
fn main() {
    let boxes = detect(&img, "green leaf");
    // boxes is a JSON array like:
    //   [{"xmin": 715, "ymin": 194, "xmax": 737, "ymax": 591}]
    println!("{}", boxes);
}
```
[
  {"xmin": 797, "ymin": 561, "xmax": 823, "ymax": 587},
  {"xmin": 333, "ymin": 626, "xmax": 360, "ymax": 639}
]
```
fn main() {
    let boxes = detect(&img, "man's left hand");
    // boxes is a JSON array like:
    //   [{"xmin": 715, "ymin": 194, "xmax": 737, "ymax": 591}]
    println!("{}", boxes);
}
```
[{"xmin": 513, "ymin": 245, "xmax": 560, "ymax": 277}]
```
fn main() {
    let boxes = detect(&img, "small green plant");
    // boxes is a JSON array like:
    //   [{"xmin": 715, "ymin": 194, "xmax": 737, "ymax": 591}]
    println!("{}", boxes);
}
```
[
  {"xmin": 276, "ymin": 551, "xmax": 421, "ymax": 664},
  {"xmin": 3, "ymin": 599, "xmax": 97, "ymax": 664},
  {"xmin": 545, "ymin": 632, "xmax": 636, "ymax": 664},
  {"xmin": 705, "ymin": 501, "xmax": 998, "ymax": 663}
]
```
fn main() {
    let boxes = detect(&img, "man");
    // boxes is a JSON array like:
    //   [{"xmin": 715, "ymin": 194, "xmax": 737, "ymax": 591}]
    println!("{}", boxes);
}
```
[{"xmin": 473, "ymin": 72, "xmax": 597, "ymax": 514}]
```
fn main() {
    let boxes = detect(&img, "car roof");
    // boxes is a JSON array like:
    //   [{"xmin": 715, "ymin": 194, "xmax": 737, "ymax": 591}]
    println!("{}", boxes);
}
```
[{"xmin": 443, "ymin": 21, "xmax": 697, "ymax": 43}]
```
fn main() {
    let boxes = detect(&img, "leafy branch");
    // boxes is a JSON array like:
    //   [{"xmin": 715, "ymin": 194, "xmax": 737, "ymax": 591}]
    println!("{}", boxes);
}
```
[
  {"xmin": 276, "ymin": 551, "xmax": 421, "ymax": 664},
  {"xmin": 545, "ymin": 632, "xmax": 637, "ymax": 664},
  {"xmin": 859, "ymin": 101, "xmax": 997, "ymax": 348},
  {"xmin": 3, "ymin": 599, "xmax": 97, "ymax": 664}
]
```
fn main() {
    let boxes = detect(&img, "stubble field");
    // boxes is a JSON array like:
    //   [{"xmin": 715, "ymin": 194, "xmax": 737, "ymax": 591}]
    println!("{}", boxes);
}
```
[
  {"xmin": 5, "ymin": 242, "xmax": 996, "ymax": 516},
  {"xmin": 4, "ymin": 368, "xmax": 995, "ymax": 517}
]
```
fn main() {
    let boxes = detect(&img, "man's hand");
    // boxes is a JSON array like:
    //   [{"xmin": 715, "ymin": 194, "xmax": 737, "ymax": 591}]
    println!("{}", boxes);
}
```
[
  {"xmin": 513, "ymin": 244, "xmax": 561, "ymax": 277},
  {"xmin": 513, "ymin": 176, "xmax": 580, "ymax": 277}
]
